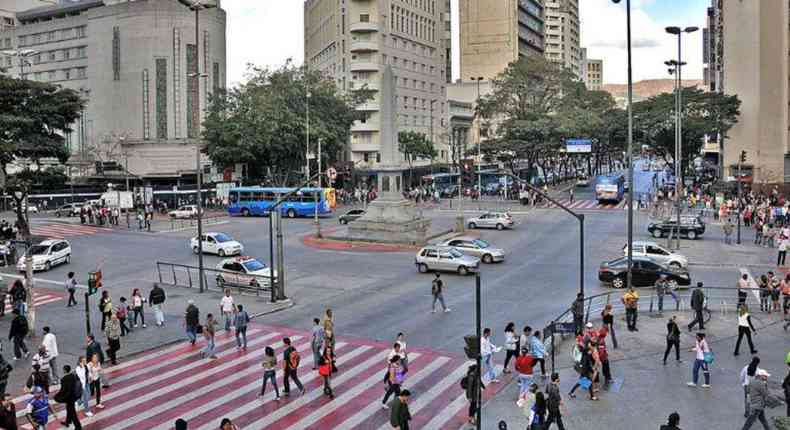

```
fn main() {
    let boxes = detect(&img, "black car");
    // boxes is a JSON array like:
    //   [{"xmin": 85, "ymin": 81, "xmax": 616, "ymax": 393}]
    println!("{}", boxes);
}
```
[
  {"xmin": 598, "ymin": 256, "xmax": 691, "ymax": 289},
  {"xmin": 647, "ymin": 216, "xmax": 705, "ymax": 240},
  {"xmin": 339, "ymin": 209, "xmax": 365, "ymax": 224}
]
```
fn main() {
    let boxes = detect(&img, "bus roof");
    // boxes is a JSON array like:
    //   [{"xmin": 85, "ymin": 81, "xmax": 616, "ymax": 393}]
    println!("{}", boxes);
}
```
[
  {"xmin": 596, "ymin": 173, "xmax": 625, "ymax": 183},
  {"xmin": 229, "ymin": 186, "xmax": 328, "ymax": 193}
]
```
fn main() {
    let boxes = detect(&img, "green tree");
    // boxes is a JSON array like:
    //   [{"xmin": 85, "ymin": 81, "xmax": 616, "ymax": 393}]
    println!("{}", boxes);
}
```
[
  {"xmin": 202, "ymin": 61, "xmax": 373, "ymax": 185},
  {"xmin": 0, "ymin": 76, "xmax": 84, "ymax": 238},
  {"xmin": 398, "ymin": 131, "xmax": 437, "ymax": 186}
]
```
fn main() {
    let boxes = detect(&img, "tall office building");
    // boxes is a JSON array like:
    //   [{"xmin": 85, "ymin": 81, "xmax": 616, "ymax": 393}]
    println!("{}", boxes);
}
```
[
  {"xmin": 720, "ymin": 0, "xmax": 789, "ymax": 183},
  {"xmin": 703, "ymin": 0, "xmax": 723, "ymax": 92},
  {"xmin": 0, "ymin": 0, "xmax": 228, "ymax": 183},
  {"xmin": 579, "ymin": 47, "xmax": 602, "ymax": 90},
  {"xmin": 304, "ymin": 0, "xmax": 452, "ymax": 169},
  {"xmin": 544, "ymin": 0, "xmax": 581, "ymax": 78},
  {"xmin": 0, "ymin": 0, "xmax": 55, "ymax": 31},
  {"xmin": 459, "ymin": 0, "xmax": 545, "ymax": 81}
]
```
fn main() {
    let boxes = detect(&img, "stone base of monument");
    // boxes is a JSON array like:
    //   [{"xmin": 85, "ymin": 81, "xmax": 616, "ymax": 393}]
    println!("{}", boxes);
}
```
[{"xmin": 346, "ymin": 198, "xmax": 432, "ymax": 245}]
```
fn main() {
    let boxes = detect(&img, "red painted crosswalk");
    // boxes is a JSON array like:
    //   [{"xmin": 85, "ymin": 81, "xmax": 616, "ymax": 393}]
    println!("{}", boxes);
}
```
[
  {"xmin": 29, "ymin": 223, "xmax": 112, "ymax": 240},
  {"xmin": 546, "ymin": 198, "xmax": 626, "ymax": 211},
  {"xmin": 3, "ymin": 290, "xmax": 63, "ymax": 314},
  {"xmin": 13, "ymin": 324, "xmax": 510, "ymax": 430}
]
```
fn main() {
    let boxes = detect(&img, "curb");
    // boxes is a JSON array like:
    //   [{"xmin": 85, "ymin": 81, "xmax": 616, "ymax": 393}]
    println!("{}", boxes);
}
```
[{"xmin": 301, "ymin": 233, "xmax": 422, "ymax": 253}]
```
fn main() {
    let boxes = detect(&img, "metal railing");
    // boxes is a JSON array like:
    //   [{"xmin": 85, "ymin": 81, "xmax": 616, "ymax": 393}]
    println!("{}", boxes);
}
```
[
  {"xmin": 168, "ymin": 214, "xmax": 226, "ymax": 230},
  {"xmin": 155, "ymin": 261, "xmax": 275, "ymax": 298}
]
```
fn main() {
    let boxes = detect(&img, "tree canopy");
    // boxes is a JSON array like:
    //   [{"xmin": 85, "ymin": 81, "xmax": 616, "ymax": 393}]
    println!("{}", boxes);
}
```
[{"xmin": 398, "ymin": 130, "xmax": 437, "ymax": 185}]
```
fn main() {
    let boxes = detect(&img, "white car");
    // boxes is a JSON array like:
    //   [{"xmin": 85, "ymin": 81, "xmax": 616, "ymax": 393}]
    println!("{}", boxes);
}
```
[
  {"xmin": 466, "ymin": 212, "xmax": 515, "ymax": 230},
  {"xmin": 215, "ymin": 256, "xmax": 275, "ymax": 289},
  {"xmin": 440, "ymin": 237, "xmax": 506, "ymax": 264},
  {"xmin": 169, "ymin": 205, "xmax": 198, "ymax": 219},
  {"xmin": 190, "ymin": 232, "xmax": 244, "ymax": 256},
  {"xmin": 16, "ymin": 239, "xmax": 71, "ymax": 272},
  {"xmin": 622, "ymin": 240, "xmax": 688, "ymax": 268}
]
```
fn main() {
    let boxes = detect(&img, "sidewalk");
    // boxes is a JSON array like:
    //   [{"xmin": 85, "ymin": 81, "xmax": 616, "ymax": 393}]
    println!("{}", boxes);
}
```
[{"xmin": 482, "ymin": 308, "xmax": 789, "ymax": 430}]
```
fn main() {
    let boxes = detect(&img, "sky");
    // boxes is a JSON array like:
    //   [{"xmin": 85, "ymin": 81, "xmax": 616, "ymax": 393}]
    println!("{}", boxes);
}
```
[{"xmin": 222, "ymin": 0, "xmax": 708, "ymax": 86}]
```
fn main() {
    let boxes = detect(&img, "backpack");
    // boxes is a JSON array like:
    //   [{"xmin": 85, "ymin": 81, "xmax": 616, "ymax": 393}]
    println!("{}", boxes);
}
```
[
  {"xmin": 289, "ymin": 349, "xmax": 300, "ymax": 369},
  {"xmin": 460, "ymin": 375, "xmax": 468, "ymax": 390},
  {"xmin": 116, "ymin": 305, "xmax": 128, "ymax": 319},
  {"xmin": 72, "ymin": 374, "xmax": 83, "ymax": 400},
  {"xmin": 431, "ymin": 279, "xmax": 441, "ymax": 296}
]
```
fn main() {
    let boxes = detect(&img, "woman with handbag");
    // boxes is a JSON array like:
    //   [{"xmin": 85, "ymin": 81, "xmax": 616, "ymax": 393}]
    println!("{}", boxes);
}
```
[
  {"xmin": 734, "ymin": 305, "xmax": 758, "ymax": 356},
  {"xmin": 568, "ymin": 344, "xmax": 597, "ymax": 400},
  {"xmin": 319, "ymin": 347, "xmax": 334, "ymax": 399},
  {"xmin": 688, "ymin": 332, "xmax": 711, "ymax": 388},
  {"xmin": 259, "ymin": 346, "xmax": 279, "ymax": 400},
  {"xmin": 381, "ymin": 355, "xmax": 405, "ymax": 408}
]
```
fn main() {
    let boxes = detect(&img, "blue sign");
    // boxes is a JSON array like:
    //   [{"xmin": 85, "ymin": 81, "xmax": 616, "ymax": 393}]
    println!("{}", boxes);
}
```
[{"xmin": 566, "ymin": 139, "xmax": 592, "ymax": 153}]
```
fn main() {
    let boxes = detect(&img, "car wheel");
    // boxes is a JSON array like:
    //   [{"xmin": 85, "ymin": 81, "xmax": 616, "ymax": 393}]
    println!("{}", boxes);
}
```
[
  {"xmin": 65, "ymin": 254, "xmax": 70, "ymax": 264},
  {"xmin": 250, "ymin": 279, "xmax": 260, "ymax": 289},
  {"xmin": 458, "ymin": 266, "xmax": 469, "ymax": 276},
  {"xmin": 669, "ymin": 261, "xmax": 682, "ymax": 269},
  {"xmin": 496, "ymin": 224, "xmax": 504, "ymax": 231},
  {"xmin": 687, "ymin": 230, "xmax": 697, "ymax": 240},
  {"xmin": 417, "ymin": 263, "xmax": 429, "ymax": 274},
  {"xmin": 340, "ymin": 219, "xmax": 347, "ymax": 225},
  {"xmin": 241, "ymin": 208, "xmax": 250, "ymax": 217},
  {"xmin": 216, "ymin": 275, "xmax": 225, "ymax": 288},
  {"xmin": 651, "ymin": 229, "xmax": 662, "ymax": 239},
  {"xmin": 667, "ymin": 279, "xmax": 679, "ymax": 290},
  {"xmin": 612, "ymin": 277, "xmax": 625, "ymax": 289},
  {"xmin": 218, "ymin": 249, "xmax": 226, "ymax": 257},
  {"xmin": 482, "ymin": 254, "xmax": 493, "ymax": 264},
  {"xmin": 55, "ymin": 212, "xmax": 61, "ymax": 218},
  {"xmin": 287, "ymin": 209, "xmax": 296, "ymax": 218},
  {"xmin": 44, "ymin": 261, "xmax": 51, "ymax": 272},
  {"xmin": 468, "ymin": 222, "xmax": 476, "ymax": 229}
]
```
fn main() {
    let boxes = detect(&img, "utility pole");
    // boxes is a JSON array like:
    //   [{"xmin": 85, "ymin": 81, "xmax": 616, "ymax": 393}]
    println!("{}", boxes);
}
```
[
  {"xmin": 737, "ymin": 151, "xmax": 745, "ymax": 244},
  {"xmin": 471, "ymin": 77, "xmax": 484, "ymax": 197},
  {"xmin": 314, "ymin": 138, "xmax": 322, "ymax": 238}
]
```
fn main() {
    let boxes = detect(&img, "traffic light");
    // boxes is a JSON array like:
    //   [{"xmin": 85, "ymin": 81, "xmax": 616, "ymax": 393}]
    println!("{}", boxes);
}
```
[
  {"xmin": 740, "ymin": 150, "xmax": 747, "ymax": 163},
  {"xmin": 88, "ymin": 270, "xmax": 102, "ymax": 295},
  {"xmin": 463, "ymin": 335, "xmax": 480, "ymax": 359}
]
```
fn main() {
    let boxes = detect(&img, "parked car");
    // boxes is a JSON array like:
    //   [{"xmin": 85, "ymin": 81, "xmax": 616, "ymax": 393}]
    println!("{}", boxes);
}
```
[
  {"xmin": 215, "ymin": 256, "xmax": 275, "ymax": 289},
  {"xmin": 467, "ymin": 212, "xmax": 515, "ymax": 230},
  {"xmin": 190, "ymin": 232, "xmax": 244, "ymax": 256},
  {"xmin": 415, "ymin": 245, "xmax": 480, "ymax": 276},
  {"xmin": 440, "ymin": 185, "xmax": 459, "ymax": 198},
  {"xmin": 622, "ymin": 240, "xmax": 688, "ymax": 268},
  {"xmin": 16, "ymin": 239, "xmax": 71, "ymax": 272},
  {"xmin": 55, "ymin": 203, "xmax": 82, "ymax": 217},
  {"xmin": 576, "ymin": 176, "xmax": 590, "ymax": 187},
  {"xmin": 440, "ymin": 237, "xmax": 505, "ymax": 264},
  {"xmin": 647, "ymin": 216, "xmax": 705, "ymax": 240},
  {"xmin": 339, "ymin": 209, "xmax": 366, "ymax": 224},
  {"xmin": 598, "ymin": 256, "xmax": 691, "ymax": 289},
  {"xmin": 169, "ymin": 205, "xmax": 198, "ymax": 219}
]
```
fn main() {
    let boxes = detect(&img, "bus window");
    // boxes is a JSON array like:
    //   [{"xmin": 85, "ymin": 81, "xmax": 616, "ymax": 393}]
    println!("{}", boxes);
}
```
[
  {"xmin": 228, "ymin": 191, "xmax": 239, "ymax": 203},
  {"xmin": 252, "ymin": 191, "xmax": 265, "ymax": 200},
  {"xmin": 263, "ymin": 192, "xmax": 276, "ymax": 200},
  {"xmin": 239, "ymin": 192, "xmax": 252, "ymax": 202}
]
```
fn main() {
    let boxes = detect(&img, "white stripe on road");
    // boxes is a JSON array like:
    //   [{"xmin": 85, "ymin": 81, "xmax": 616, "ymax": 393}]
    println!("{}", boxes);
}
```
[
  {"xmin": 334, "ymin": 355, "xmax": 449, "ymax": 430},
  {"xmin": 421, "ymin": 392, "xmax": 468, "ymax": 430}
]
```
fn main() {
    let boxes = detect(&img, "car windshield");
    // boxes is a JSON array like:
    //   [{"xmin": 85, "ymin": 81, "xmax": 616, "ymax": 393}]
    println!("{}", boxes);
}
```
[
  {"xmin": 27, "ymin": 245, "xmax": 49, "ymax": 255},
  {"xmin": 472, "ymin": 239, "xmax": 490, "ymax": 248},
  {"xmin": 449, "ymin": 248, "xmax": 464, "ymax": 258},
  {"xmin": 607, "ymin": 257, "xmax": 627, "ymax": 267},
  {"xmin": 242, "ymin": 260, "xmax": 266, "ymax": 272},
  {"xmin": 214, "ymin": 233, "xmax": 233, "ymax": 243}
]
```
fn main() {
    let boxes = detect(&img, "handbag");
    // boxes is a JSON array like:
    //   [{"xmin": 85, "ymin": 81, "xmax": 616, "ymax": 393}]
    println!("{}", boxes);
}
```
[
  {"xmin": 578, "ymin": 376, "xmax": 592, "ymax": 390},
  {"xmin": 703, "ymin": 351, "xmax": 714, "ymax": 364},
  {"xmin": 318, "ymin": 363, "xmax": 331, "ymax": 377},
  {"xmin": 195, "ymin": 324, "xmax": 204, "ymax": 334}
]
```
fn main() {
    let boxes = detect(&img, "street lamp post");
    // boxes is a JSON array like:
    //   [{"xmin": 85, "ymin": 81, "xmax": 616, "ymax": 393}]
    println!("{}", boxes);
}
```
[
  {"xmin": 471, "ymin": 77, "xmax": 484, "ymax": 197},
  {"xmin": 664, "ymin": 60, "xmax": 685, "ymax": 249},
  {"xmin": 306, "ymin": 88, "xmax": 311, "ymax": 181},
  {"xmin": 612, "ymin": 0, "xmax": 635, "ymax": 289},
  {"xmin": 665, "ymin": 26, "xmax": 698, "ymax": 251}
]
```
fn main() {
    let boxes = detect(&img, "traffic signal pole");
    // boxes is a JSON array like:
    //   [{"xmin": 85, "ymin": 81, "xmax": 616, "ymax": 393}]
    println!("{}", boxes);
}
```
[
  {"xmin": 84, "ymin": 292, "xmax": 91, "ymax": 335},
  {"xmin": 475, "ymin": 272, "xmax": 482, "ymax": 430}
]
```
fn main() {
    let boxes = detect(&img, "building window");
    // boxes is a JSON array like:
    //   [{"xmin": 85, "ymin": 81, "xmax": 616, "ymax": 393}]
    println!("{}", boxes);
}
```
[
  {"xmin": 77, "ymin": 47, "xmax": 86, "ymax": 58},
  {"xmin": 18, "ymin": 35, "xmax": 26, "ymax": 46},
  {"xmin": 156, "ymin": 58, "xmax": 168, "ymax": 139},
  {"xmin": 173, "ymin": 28, "xmax": 182, "ymax": 139},
  {"xmin": 4, "ymin": 38, "xmax": 10, "ymax": 48},
  {"xmin": 62, "ymin": 69, "xmax": 70, "ymax": 80},
  {"xmin": 213, "ymin": 62, "xmax": 220, "ymax": 93},
  {"xmin": 76, "ymin": 67, "xmax": 86, "ymax": 79},
  {"xmin": 48, "ymin": 70, "xmax": 55, "ymax": 80},
  {"xmin": 47, "ymin": 31, "xmax": 55, "ymax": 41},
  {"xmin": 186, "ymin": 44, "xmax": 198, "ymax": 138},
  {"xmin": 359, "ymin": 14, "xmax": 369, "ymax": 22},
  {"xmin": 63, "ymin": 49, "xmax": 70, "ymax": 60},
  {"xmin": 142, "ymin": 69, "xmax": 150, "ymax": 140},
  {"xmin": 49, "ymin": 51, "xmax": 55, "ymax": 61},
  {"xmin": 76, "ymin": 26, "xmax": 86, "ymax": 38},
  {"xmin": 112, "ymin": 26, "xmax": 120, "ymax": 80},
  {"xmin": 33, "ymin": 53, "xmax": 41, "ymax": 64}
]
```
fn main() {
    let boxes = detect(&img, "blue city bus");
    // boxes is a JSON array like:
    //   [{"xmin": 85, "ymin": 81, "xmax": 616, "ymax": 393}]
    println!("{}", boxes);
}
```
[
  {"xmin": 227, "ymin": 187, "xmax": 336, "ymax": 218},
  {"xmin": 595, "ymin": 173, "xmax": 626, "ymax": 203}
]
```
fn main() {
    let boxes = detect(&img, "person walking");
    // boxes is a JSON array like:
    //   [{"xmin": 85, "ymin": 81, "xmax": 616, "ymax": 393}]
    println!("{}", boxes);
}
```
[
  {"xmin": 738, "ymin": 274, "xmax": 750, "ymax": 308},
  {"xmin": 149, "ymin": 284, "xmax": 166, "ymax": 327},
  {"xmin": 779, "ymin": 236, "xmax": 788, "ymax": 266},
  {"xmin": 87, "ymin": 353, "xmax": 104, "ymax": 409},
  {"xmin": 480, "ymin": 328, "xmax": 501, "ymax": 383},
  {"xmin": 688, "ymin": 332, "xmax": 711, "ymax": 388},
  {"xmin": 24, "ymin": 386, "xmax": 55, "ymax": 430},
  {"xmin": 663, "ymin": 316, "xmax": 682, "ymax": 365},
  {"xmin": 259, "ymin": 346, "xmax": 279, "ymax": 400},
  {"xmin": 201, "ymin": 313, "xmax": 218, "ymax": 359},
  {"xmin": 98, "ymin": 290, "xmax": 113, "ymax": 332},
  {"xmin": 41, "ymin": 326, "xmax": 59, "ymax": 382},
  {"xmin": 514, "ymin": 348, "xmax": 536, "ymax": 394},
  {"xmin": 282, "ymin": 337, "xmax": 304, "ymax": 396},
  {"xmin": 771, "ymin": 279, "xmax": 782, "ymax": 314},
  {"xmin": 568, "ymin": 342, "xmax": 599, "ymax": 400},
  {"xmin": 184, "ymin": 300, "xmax": 200, "ymax": 345},
  {"xmin": 688, "ymin": 282, "xmax": 706, "ymax": 331},
  {"xmin": 117, "ymin": 297, "xmax": 131, "ymax": 336},
  {"xmin": 55, "ymin": 365, "xmax": 82, "ymax": 430},
  {"xmin": 655, "ymin": 274, "xmax": 669, "ymax": 313},
  {"xmin": 740, "ymin": 357, "xmax": 762, "ymax": 418},
  {"xmin": 545, "ymin": 372, "xmax": 566, "ymax": 430},
  {"xmin": 74, "ymin": 356, "xmax": 93, "ymax": 417},
  {"xmin": 0, "ymin": 393, "xmax": 17, "ymax": 430},
  {"xmin": 622, "ymin": 287, "xmax": 640, "ymax": 331},
  {"xmin": 0, "ymin": 279, "xmax": 7, "ymax": 319},
  {"xmin": 85, "ymin": 335, "xmax": 104, "ymax": 371},
  {"xmin": 502, "ymin": 322, "xmax": 518, "ymax": 374},
  {"xmin": 571, "ymin": 293, "xmax": 585, "ymax": 335},
  {"xmin": 8, "ymin": 308, "xmax": 29, "ymax": 360},
  {"xmin": 724, "ymin": 218, "xmax": 734, "ymax": 244},
  {"xmin": 310, "ymin": 318, "xmax": 324, "ymax": 370},
  {"xmin": 131, "ymin": 288, "xmax": 146, "ymax": 328},
  {"xmin": 741, "ymin": 369, "xmax": 772, "ymax": 430},
  {"xmin": 389, "ymin": 389, "xmax": 412, "ymax": 430},
  {"xmin": 219, "ymin": 289, "xmax": 235, "ymax": 331},
  {"xmin": 431, "ymin": 273, "xmax": 450, "ymax": 313},
  {"xmin": 234, "ymin": 304, "xmax": 249, "ymax": 350},
  {"xmin": 318, "ymin": 346, "xmax": 334, "ymax": 399},
  {"xmin": 10, "ymin": 280, "xmax": 25, "ymax": 315},
  {"xmin": 758, "ymin": 275, "xmax": 771, "ymax": 313},
  {"xmin": 322, "ymin": 308, "xmax": 334, "ymax": 334},
  {"xmin": 0, "ymin": 353, "xmax": 11, "ymax": 397},
  {"xmin": 528, "ymin": 330, "xmax": 547, "ymax": 378},
  {"xmin": 660, "ymin": 412, "xmax": 682, "ymax": 430},
  {"xmin": 782, "ymin": 352, "xmax": 790, "ymax": 417},
  {"xmin": 104, "ymin": 313, "xmax": 121, "ymax": 365},
  {"xmin": 381, "ymin": 355, "xmax": 405, "ymax": 408},
  {"xmin": 464, "ymin": 364, "xmax": 483, "ymax": 426},
  {"xmin": 601, "ymin": 304, "xmax": 617, "ymax": 349},
  {"xmin": 733, "ymin": 305, "xmax": 758, "ymax": 356},
  {"xmin": 65, "ymin": 272, "xmax": 78, "ymax": 307}
]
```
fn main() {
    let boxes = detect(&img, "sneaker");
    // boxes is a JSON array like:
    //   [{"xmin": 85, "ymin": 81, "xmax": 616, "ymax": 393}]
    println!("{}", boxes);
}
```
[
  {"xmin": 85, "ymin": 411, "xmax": 94, "ymax": 417},
  {"xmin": 431, "ymin": 310, "xmax": 436, "ymax": 314},
  {"xmin": 96, "ymin": 404, "xmax": 105, "ymax": 409},
  {"xmin": 701, "ymin": 384, "xmax": 711, "ymax": 388},
  {"xmin": 133, "ymin": 324, "xmax": 138, "ymax": 328},
  {"xmin": 444, "ymin": 308, "xmax": 451, "ymax": 313},
  {"xmin": 686, "ymin": 382, "xmax": 696, "ymax": 387},
  {"xmin": 491, "ymin": 379, "xmax": 500, "ymax": 383},
  {"xmin": 381, "ymin": 404, "xmax": 389, "ymax": 409},
  {"xmin": 143, "ymin": 324, "xmax": 147, "ymax": 328}
]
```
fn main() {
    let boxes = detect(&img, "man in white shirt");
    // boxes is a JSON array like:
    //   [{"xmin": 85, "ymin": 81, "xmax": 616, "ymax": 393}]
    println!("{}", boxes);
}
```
[
  {"xmin": 219, "ymin": 289, "xmax": 235, "ymax": 331},
  {"xmin": 41, "ymin": 326, "xmax": 59, "ymax": 381},
  {"xmin": 480, "ymin": 328, "xmax": 501, "ymax": 384}
]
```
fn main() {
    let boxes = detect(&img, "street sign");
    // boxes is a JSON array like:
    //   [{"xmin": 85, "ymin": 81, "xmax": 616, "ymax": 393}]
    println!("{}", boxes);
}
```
[
  {"xmin": 566, "ymin": 139, "xmax": 592, "ymax": 153},
  {"xmin": 326, "ymin": 167, "xmax": 337, "ymax": 181}
]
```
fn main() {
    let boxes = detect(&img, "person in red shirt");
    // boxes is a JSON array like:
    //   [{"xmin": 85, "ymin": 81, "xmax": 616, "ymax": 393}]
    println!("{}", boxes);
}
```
[
  {"xmin": 597, "ymin": 337, "xmax": 612, "ymax": 385},
  {"xmin": 514, "ymin": 348, "xmax": 536, "ymax": 395}
]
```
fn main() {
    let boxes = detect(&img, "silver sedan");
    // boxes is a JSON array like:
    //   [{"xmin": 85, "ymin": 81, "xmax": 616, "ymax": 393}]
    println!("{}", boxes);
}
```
[
  {"xmin": 415, "ymin": 246, "xmax": 480, "ymax": 275},
  {"xmin": 440, "ymin": 237, "xmax": 506, "ymax": 264},
  {"xmin": 466, "ymin": 212, "xmax": 515, "ymax": 230}
]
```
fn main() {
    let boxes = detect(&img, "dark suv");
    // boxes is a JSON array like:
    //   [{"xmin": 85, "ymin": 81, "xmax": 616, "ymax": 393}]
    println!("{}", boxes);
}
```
[{"xmin": 647, "ymin": 216, "xmax": 705, "ymax": 240}]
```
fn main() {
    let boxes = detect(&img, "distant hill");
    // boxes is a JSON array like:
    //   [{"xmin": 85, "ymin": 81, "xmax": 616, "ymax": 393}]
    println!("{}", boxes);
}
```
[{"xmin": 602, "ymin": 79, "xmax": 705, "ymax": 107}]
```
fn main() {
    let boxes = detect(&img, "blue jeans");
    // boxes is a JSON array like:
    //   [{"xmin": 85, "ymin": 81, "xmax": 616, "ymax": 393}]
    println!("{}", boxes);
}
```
[
  {"xmin": 692, "ymin": 359, "xmax": 710, "ymax": 385},
  {"xmin": 223, "ymin": 312, "xmax": 233, "ymax": 331},
  {"xmin": 80, "ymin": 379, "xmax": 90, "ymax": 411},
  {"xmin": 482, "ymin": 353, "xmax": 496, "ymax": 381},
  {"xmin": 186, "ymin": 327, "xmax": 197, "ymax": 343},
  {"xmin": 202, "ymin": 336, "xmax": 215, "ymax": 356},
  {"xmin": 517, "ymin": 373, "xmax": 533, "ymax": 394},
  {"xmin": 235, "ymin": 326, "xmax": 247, "ymax": 348}
]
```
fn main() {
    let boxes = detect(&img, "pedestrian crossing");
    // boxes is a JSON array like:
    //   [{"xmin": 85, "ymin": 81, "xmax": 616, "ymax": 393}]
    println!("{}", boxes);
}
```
[
  {"xmin": 13, "ymin": 324, "xmax": 509, "ymax": 430},
  {"xmin": 29, "ymin": 223, "xmax": 112, "ymax": 240},
  {"xmin": 3, "ymin": 290, "xmax": 63, "ymax": 314},
  {"xmin": 545, "ymin": 198, "xmax": 626, "ymax": 211}
]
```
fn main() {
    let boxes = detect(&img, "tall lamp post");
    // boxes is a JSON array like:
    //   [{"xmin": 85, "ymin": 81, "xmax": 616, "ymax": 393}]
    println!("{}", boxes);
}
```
[
  {"xmin": 665, "ymin": 26, "xmax": 698, "ymax": 251},
  {"xmin": 612, "ymin": 0, "xmax": 635, "ymax": 289},
  {"xmin": 470, "ymin": 77, "xmax": 484, "ymax": 197}
]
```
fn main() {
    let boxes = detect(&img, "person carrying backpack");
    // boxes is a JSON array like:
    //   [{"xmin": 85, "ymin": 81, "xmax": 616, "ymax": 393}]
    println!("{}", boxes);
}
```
[
  {"xmin": 382, "ymin": 355, "xmax": 405, "ymax": 408},
  {"xmin": 10, "ymin": 280, "xmax": 26, "ymax": 316},
  {"xmin": 25, "ymin": 386, "xmax": 54, "ymax": 430},
  {"xmin": 55, "ymin": 365, "xmax": 82, "ymax": 430},
  {"xmin": 687, "ymin": 282, "xmax": 706, "ymax": 331},
  {"xmin": 431, "ymin": 273, "xmax": 450, "ymax": 313},
  {"xmin": 463, "ymin": 364, "xmax": 484, "ymax": 426},
  {"xmin": 282, "ymin": 337, "xmax": 304, "ymax": 396},
  {"xmin": 8, "ymin": 308, "xmax": 29, "ymax": 359}
]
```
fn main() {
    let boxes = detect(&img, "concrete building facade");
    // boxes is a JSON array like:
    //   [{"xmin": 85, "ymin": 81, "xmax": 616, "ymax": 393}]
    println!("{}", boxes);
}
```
[
  {"xmin": 304, "ymin": 0, "xmax": 452, "ymax": 171},
  {"xmin": 703, "ymin": 0, "xmax": 723, "ymax": 93},
  {"xmin": 544, "ymin": 0, "xmax": 580, "ymax": 78},
  {"xmin": 721, "ymin": 0, "xmax": 789, "ymax": 184},
  {"xmin": 0, "ymin": 0, "xmax": 227, "ymax": 183},
  {"xmin": 459, "ymin": 0, "xmax": 545, "ymax": 81},
  {"xmin": 584, "ymin": 56, "xmax": 602, "ymax": 90}
]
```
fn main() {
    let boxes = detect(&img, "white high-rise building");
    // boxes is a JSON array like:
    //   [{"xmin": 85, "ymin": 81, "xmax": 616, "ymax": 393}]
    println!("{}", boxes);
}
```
[{"xmin": 544, "ymin": 0, "xmax": 581, "ymax": 78}]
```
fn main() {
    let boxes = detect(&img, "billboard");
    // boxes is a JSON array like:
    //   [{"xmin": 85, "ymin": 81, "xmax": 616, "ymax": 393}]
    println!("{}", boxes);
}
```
[{"xmin": 566, "ymin": 139, "xmax": 592, "ymax": 153}]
